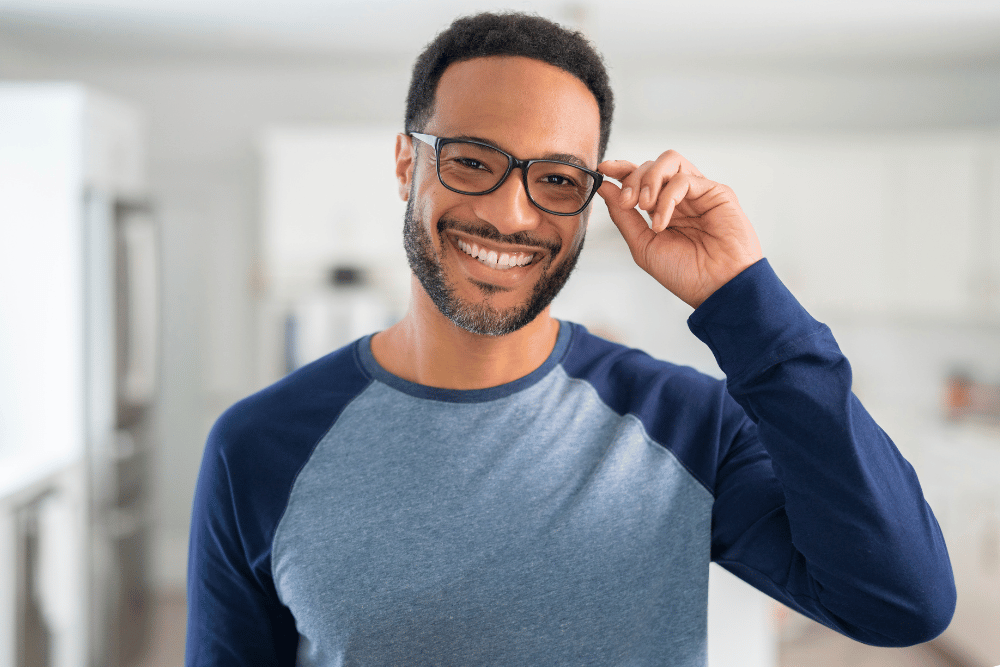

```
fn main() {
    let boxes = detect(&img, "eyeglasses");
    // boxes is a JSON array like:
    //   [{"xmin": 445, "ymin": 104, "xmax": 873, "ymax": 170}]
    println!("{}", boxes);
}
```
[{"xmin": 410, "ymin": 132, "xmax": 603, "ymax": 216}]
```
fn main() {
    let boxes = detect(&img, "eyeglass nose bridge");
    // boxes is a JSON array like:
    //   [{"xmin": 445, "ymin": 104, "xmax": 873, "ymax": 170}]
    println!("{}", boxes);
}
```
[{"xmin": 481, "ymin": 155, "xmax": 536, "ymax": 203}]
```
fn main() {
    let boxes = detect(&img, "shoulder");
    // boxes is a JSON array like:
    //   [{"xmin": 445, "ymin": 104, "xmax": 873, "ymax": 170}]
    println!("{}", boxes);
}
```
[
  {"xmin": 192, "ymin": 339, "xmax": 375, "ymax": 571},
  {"xmin": 559, "ymin": 322, "xmax": 752, "ymax": 492},
  {"xmin": 208, "ymin": 340, "xmax": 373, "ymax": 462},
  {"xmin": 201, "ymin": 339, "xmax": 374, "ymax": 517},
  {"xmin": 560, "ymin": 322, "xmax": 731, "ymax": 413}
]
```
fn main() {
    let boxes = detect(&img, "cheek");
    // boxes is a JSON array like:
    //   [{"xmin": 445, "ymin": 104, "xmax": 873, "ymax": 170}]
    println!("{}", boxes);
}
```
[
  {"xmin": 409, "ymin": 184, "xmax": 441, "ymax": 231},
  {"xmin": 566, "ymin": 219, "xmax": 587, "ymax": 251},
  {"xmin": 413, "ymin": 181, "xmax": 467, "ymax": 233}
]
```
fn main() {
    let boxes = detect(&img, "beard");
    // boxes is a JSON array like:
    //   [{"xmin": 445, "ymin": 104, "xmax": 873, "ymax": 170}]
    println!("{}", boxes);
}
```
[{"xmin": 402, "ymin": 196, "xmax": 584, "ymax": 337}]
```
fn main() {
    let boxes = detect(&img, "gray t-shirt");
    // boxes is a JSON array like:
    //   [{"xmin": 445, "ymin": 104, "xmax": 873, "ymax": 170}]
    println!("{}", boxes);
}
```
[
  {"xmin": 274, "ymin": 325, "xmax": 710, "ymax": 665},
  {"xmin": 186, "ymin": 261, "xmax": 955, "ymax": 666}
]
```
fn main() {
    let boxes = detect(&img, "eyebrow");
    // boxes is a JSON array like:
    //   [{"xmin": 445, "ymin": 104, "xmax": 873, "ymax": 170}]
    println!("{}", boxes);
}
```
[{"xmin": 452, "ymin": 134, "xmax": 591, "ymax": 169}]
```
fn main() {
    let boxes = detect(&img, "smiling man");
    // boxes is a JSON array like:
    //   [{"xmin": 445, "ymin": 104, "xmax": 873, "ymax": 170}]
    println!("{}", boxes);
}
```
[
  {"xmin": 187, "ymin": 12, "xmax": 956, "ymax": 666},
  {"xmin": 375, "ymin": 54, "xmax": 601, "ymax": 386}
]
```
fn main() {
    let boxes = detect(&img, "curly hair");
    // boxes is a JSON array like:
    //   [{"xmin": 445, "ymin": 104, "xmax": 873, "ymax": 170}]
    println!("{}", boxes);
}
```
[{"xmin": 404, "ymin": 11, "xmax": 614, "ymax": 160}]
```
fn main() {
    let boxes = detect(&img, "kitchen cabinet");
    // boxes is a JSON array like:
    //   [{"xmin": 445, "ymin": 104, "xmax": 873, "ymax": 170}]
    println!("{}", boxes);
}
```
[
  {"xmin": 259, "ymin": 125, "xmax": 407, "ymax": 300},
  {"xmin": 768, "ymin": 137, "xmax": 891, "ymax": 315},
  {"xmin": 879, "ymin": 135, "xmax": 980, "ymax": 319},
  {"xmin": 257, "ymin": 126, "xmax": 409, "ymax": 383},
  {"xmin": 982, "ymin": 132, "xmax": 1000, "ymax": 316},
  {"xmin": 0, "ymin": 460, "xmax": 85, "ymax": 667}
]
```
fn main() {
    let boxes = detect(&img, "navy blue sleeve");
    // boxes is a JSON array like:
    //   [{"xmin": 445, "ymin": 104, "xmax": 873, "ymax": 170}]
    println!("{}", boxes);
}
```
[
  {"xmin": 186, "ymin": 416, "xmax": 300, "ymax": 665},
  {"xmin": 689, "ymin": 259, "xmax": 956, "ymax": 646},
  {"xmin": 186, "ymin": 343, "xmax": 372, "ymax": 666}
]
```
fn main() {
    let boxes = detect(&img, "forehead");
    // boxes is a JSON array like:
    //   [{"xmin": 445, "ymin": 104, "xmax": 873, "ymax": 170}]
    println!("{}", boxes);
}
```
[{"xmin": 426, "ymin": 56, "xmax": 601, "ymax": 166}]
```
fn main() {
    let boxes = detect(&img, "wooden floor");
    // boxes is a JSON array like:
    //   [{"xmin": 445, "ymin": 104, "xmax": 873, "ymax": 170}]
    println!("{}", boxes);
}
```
[
  {"xmin": 137, "ymin": 591, "xmax": 187, "ymax": 667},
  {"xmin": 780, "ymin": 621, "xmax": 967, "ymax": 667},
  {"xmin": 143, "ymin": 592, "xmax": 969, "ymax": 667}
]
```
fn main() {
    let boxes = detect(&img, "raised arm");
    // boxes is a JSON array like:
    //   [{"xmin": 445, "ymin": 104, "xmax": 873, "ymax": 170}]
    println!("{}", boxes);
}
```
[{"xmin": 596, "ymin": 152, "xmax": 956, "ymax": 645}]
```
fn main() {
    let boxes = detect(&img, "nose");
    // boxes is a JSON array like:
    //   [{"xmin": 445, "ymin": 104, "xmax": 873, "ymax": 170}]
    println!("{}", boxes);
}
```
[{"xmin": 471, "ymin": 168, "xmax": 544, "ymax": 236}]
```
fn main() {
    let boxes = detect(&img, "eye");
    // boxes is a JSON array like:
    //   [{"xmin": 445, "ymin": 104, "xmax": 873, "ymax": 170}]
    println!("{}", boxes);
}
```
[
  {"xmin": 545, "ymin": 174, "xmax": 574, "ymax": 186},
  {"xmin": 452, "ymin": 157, "xmax": 490, "ymax": 171},
  {"xmin": 538, "ymin": 172, "xmax": 581, "ymax": 188}
]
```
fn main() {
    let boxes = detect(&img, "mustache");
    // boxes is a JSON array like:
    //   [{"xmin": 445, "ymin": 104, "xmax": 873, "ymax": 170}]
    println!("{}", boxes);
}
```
[{"xmin": 437, "ymin": 217, "xmax": 562, "ymax": 255}]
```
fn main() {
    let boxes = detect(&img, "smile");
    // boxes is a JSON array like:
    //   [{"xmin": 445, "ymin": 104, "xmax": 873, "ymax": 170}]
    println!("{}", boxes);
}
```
[{"xmin": 455, "ymin": 238, "xmax": 536, "ymax": 270}]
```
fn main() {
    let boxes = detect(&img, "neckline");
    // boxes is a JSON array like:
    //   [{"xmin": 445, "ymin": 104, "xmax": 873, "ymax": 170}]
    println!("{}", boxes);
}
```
[{"xmin": 354, "ymin": 321, "xmax": 574, "ymax": 404}]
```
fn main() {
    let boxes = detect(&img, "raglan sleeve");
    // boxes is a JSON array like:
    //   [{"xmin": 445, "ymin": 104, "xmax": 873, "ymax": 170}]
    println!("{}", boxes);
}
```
[
  {"xmin": 688, "ymin": 259, "xmax": 956, "ymax": 647},
  {"xmin": 186, "ymin": 408, "xmax": 300, "ymax": 665}
]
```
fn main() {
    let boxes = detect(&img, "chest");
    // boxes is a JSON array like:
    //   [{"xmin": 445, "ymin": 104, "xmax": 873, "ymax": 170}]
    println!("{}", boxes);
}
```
[{"xmin": 271, "ymin": 383, "xmax": 714, "ymax": 665}]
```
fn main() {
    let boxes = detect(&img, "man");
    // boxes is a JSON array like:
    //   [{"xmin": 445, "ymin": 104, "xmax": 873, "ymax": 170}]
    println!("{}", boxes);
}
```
[{"xmin": 187, "ymin": 12, "xmax": 955, "ymax": 665}]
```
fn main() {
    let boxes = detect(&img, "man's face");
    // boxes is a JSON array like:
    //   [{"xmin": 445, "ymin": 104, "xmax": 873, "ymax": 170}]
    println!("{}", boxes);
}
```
[{"xmin": 397, "ymin": 56, "xmax": 602, "ymax": 336}]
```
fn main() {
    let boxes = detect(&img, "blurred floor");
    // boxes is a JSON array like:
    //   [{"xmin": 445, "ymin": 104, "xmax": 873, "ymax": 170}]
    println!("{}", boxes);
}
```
[
  {"xmin": 777, "ymin": 601, "xmax": 982, "ymax": 667},
  {"xmin": 139, "ymin": 592, "xmax": 971, "ymax": 667},
  {"xmin": 779, "ymin": 621, "xmax": 967, "ymax": 667},
  {"xmin": 138, "ymin": 590, "xmax": 186, "ymax": 667}
]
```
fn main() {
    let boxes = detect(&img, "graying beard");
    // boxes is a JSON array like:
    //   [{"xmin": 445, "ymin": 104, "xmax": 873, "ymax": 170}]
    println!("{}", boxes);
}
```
[{"xmin": 402, "ymin": 196, "xmax": 582, "ymax": 337}]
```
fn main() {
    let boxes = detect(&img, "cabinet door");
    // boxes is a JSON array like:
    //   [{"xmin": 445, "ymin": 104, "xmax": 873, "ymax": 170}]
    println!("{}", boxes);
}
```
[
  {"xmin": 260, "ymin": 126, "xmax": 406, "ymax": 297},
  {"xmin": 981, "ymin": 134, "xmax": 1000, "ymax": 318},
  {"xmin": 770, "ymin": 139, "xmax": 890, "ymax": 317},
  {"xmin": 769, "ymin": 133, "xmax": 982, "ymax": 322},
  {"xmin": 879, "ymin": 135, "xmax": 979, "ymax": 319}
]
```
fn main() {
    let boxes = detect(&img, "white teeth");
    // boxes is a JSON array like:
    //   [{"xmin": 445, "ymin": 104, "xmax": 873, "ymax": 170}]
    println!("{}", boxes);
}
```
[{"xmin": 456, "ymin": 237, "xmax": 535, "ymax": 270}]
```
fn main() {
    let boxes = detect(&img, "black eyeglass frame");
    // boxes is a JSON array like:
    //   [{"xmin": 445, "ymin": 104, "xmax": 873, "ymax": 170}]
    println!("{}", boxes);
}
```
[{"xmin": 409, "ymin": 132, "xmax": 604, "ymax": 217}]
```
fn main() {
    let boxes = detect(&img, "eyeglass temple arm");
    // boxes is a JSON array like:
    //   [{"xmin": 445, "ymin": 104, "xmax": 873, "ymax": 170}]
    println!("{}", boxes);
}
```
[{"xmin": 409, "ymin": 132, "xmax": 438, "ymax": 149}]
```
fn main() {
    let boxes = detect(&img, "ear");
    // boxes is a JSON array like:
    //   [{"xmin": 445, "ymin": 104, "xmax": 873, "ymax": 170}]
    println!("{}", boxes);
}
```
[{"xmin": 395, "ymin": 133, "xmax": 414, "ymax": 202}]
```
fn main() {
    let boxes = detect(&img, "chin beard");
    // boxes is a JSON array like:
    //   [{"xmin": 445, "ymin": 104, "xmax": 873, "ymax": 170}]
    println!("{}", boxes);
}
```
[{"xmin": 402, "ymin": 197, "xmax": 584, "ymax": 337}]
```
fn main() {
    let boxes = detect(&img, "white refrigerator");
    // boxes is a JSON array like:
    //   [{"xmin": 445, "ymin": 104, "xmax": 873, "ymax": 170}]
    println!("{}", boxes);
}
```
[{"xmin": 0, "ymin": 83, "xmax": 157, "ymax": 667}]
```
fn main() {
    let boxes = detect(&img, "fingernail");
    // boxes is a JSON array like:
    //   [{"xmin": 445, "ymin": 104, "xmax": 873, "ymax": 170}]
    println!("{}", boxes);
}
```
[
  {"xmin": 640, "ymin": 186, "xmax": 650, "ymax": 204},
  {"xmin": 621, "ymin": 187, "xmax": 633, "ymax": 201}
]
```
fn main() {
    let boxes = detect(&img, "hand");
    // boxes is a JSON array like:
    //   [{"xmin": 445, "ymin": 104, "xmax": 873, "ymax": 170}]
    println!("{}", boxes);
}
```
[{"xmin": 597, "ymin": 150, "xmax": 763, "ymax": 309}]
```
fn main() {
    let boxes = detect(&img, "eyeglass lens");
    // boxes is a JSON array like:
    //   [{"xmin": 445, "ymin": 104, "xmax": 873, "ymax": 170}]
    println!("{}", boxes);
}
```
[{"xmin": 438, "ymin": 141, "xmax": 595, "ymax": 214}]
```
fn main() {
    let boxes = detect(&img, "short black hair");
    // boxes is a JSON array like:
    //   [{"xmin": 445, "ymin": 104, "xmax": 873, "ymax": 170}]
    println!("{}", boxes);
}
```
[{"xmin": 405, "ymin": 11, "xmax": 614, "ymax": 160}]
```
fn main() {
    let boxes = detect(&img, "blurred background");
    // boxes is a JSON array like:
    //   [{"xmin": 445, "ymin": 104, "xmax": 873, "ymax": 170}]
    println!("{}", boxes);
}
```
[{"xmin": 1, "ymin": 1, "xmax": 999, "ymax": 666}]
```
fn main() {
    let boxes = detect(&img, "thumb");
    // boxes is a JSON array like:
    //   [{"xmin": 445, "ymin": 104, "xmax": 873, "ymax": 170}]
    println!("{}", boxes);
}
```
[{"xmin": 597, "ymin": 181, "xmax": 655, "ymax": 257}]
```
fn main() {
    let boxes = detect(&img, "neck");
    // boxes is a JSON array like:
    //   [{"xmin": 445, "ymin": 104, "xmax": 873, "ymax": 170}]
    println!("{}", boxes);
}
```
[{"xmin": 370, "ymin": 276, "xmax": 560, "ymax": 390}]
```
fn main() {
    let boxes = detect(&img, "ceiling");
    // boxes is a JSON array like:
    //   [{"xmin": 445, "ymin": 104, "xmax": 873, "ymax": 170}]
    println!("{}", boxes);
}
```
[{"xmin": 3, "ymin": 0, "xmax": 1000, "ymax": 68}]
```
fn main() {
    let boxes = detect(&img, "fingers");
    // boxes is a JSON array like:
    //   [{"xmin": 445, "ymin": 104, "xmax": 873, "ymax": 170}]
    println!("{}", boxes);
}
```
[
  {"xmin": 596, "ymin": 178, "xmax": 655, "ymax": 253},
  {"xmin": 597, "ymin": 177, "xmax": 688, "ymax": 272},
  {"xmin": 651, "ymin": 173, "xmax": 700, "ymax": 232},
  {"xmin": 597, "ymin": 159, "xmax": 639, "ymax": 184},
  {"xmin": 598, "ymin": 150, "xmax": 705, "ymax": 231}
]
